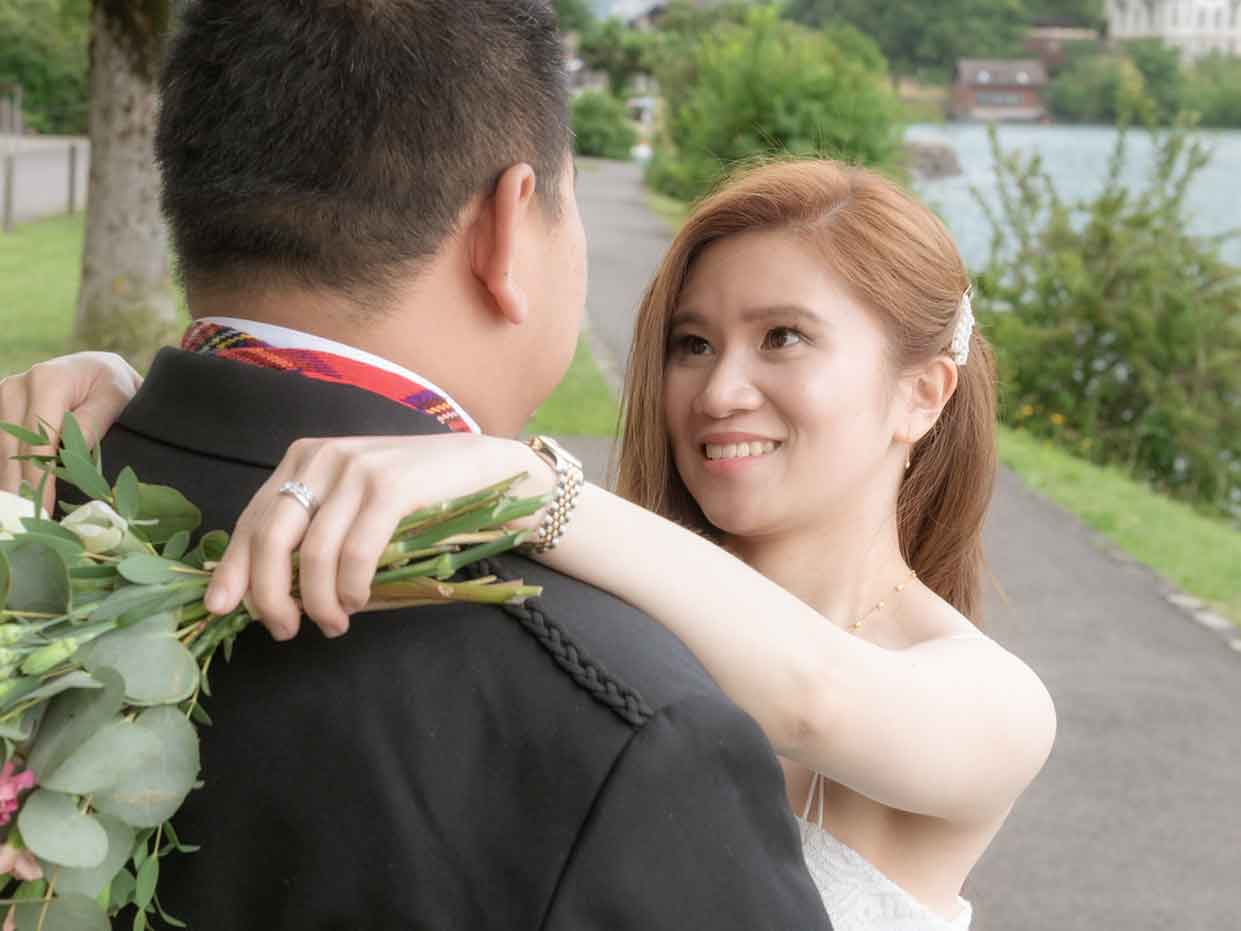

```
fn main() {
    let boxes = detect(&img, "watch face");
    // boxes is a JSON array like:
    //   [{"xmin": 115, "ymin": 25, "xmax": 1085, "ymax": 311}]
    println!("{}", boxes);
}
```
[{"xmin": 541, "ymin": 436, "xmax": 583, "ymax": 471}]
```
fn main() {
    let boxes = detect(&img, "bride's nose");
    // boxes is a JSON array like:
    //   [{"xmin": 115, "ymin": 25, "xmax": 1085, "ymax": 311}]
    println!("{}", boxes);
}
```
[{"xmin": 693, "ymin": 354, "xmax": 763, "ymax": 419}]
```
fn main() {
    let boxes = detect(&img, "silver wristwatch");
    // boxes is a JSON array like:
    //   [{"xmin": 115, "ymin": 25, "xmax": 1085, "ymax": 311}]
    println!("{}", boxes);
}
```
[{"xmin": 523, "ymin": 435, "xmax": 584, "ymax": 554}]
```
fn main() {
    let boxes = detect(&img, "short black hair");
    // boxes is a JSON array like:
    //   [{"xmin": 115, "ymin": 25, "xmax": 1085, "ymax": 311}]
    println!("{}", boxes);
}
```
[{"xmin": 157, "ymin": 0, "xmax": 570, "ymax": 307}]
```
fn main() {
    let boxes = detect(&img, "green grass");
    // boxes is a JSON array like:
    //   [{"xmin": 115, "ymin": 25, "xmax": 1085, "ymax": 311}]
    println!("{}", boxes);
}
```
[
  {"xmin": 525, "ymin": 336, "xmax": 620, "ymax": 437},
  {"xmin": 0, "ymin": 212, "xmax": 85, "ymax": 376},
  {"xmin": 997, "ymin": 425, "xmax": 1241, "ymax": 626},
  {"xmin": 646, "ymin": 191, "xmax": 691, "ymax": 232}
]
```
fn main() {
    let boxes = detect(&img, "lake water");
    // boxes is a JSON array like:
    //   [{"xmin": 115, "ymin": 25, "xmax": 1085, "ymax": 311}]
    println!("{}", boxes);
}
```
[{"xmin": 905, "ymin": 123, "xmax": 1241, "ymax": 269}]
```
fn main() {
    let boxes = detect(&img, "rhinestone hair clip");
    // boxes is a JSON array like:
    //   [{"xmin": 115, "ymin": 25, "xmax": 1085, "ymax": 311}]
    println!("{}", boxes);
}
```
[{"xmin": 949, "ymin": 288, "xmax": 974, "ymax": 366}]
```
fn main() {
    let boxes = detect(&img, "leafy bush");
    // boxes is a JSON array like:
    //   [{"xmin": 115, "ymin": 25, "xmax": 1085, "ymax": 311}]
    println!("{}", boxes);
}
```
[
  {"xmin": 0, "ymin": 0, "xmax": 89, "ymax": 135},
  {"xmin": 1123, "ymin": 39, "xmax": 1184, "ymax": 124},
  {"xmin": 1184, "ymin": 53, "xmax": 1241, "ymax": 128},
  {"xmin": 645, "ymin": 6, "xmax": 903, "ymax": 202},
  {"xmin": 1048, "ymin": 41, "xmax": 1241, "ymax": 128},
  {"xmin": 1047, "ymin": 54, "xmax": 1150, "ymax": 124},
  {"xmin": 974, "ymin": 125, "xmax": 1241, "ymax": 517},
  {"xmin": 571, "ymin": 90, "xmax": 638, "ymax": 160}
]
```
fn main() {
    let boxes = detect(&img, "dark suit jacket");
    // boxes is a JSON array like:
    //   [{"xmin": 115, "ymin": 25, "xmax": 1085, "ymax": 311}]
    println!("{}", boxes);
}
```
[{"xmin": 97, "ymin": 348, "xmax": 831, "ymax": 930}]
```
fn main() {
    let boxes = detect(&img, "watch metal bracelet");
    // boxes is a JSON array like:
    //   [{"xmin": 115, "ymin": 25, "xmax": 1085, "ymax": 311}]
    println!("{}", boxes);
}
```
[{"xmin": 523, "ymin": 435, "xmax": 584, "ymax": 555}]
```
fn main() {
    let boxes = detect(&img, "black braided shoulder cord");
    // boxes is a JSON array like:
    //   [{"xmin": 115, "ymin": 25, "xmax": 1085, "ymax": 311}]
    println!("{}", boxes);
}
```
[{"xmin": 466, "ymin": 560, "xmax": 653, "ymax": 728}]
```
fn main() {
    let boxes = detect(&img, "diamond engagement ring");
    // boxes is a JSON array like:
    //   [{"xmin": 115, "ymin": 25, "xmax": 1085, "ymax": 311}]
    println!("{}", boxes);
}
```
[{"xmin": 278, "ymin": 480, "xmax": 320, "ymax": 514}]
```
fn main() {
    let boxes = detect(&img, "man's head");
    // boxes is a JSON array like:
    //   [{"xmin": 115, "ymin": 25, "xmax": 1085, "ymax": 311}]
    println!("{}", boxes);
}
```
[{"xmin": 157, "ymin": 0, "xmax": 587, "ymax": 434}]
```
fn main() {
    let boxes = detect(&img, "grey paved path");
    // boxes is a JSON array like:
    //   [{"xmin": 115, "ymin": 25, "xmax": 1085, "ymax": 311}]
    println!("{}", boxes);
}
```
[{"xmin": 569, "ymin": 158, "xmax": 1241, "ymax": 930}]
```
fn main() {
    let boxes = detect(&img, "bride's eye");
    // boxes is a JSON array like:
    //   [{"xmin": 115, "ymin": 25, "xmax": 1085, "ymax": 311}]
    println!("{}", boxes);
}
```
[
  {"xmin": 670, "ymin": 334, "xmax": 712, "ymax": 357},
  {"xmin": 763, "ymin": 327, "xmax": 805, "ymax": 351}
]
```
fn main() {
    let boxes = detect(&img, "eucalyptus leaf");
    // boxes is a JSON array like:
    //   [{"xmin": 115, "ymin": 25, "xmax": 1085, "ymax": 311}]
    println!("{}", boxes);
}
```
[
  {"xmin": 115, "ymin": 585, "xmax": 204, "ymax": 629},
  {"xmin": 9, "ymin": 531, "xmax": 84, "ymax": 563},
  {"xmin": 41, "ymin": 718, "xmax": 162, "ymax": 795},
  {"xmin": 17, "ymin": 789, "xmax": 109, "ymax": 869},
  {"xmin": 46, "ymin": 814, "xmax": 135, "ymax": 901},
  {"xmin": 0, "ymin": 703, "xmax": 44, "ymax": 741},
  {"xmin": 26, "ymin": 668, "xmax": 124, "ymax": 779},
  {"xmin": 133, "ymin": 484, "xmax": 202, "ymax": 545},
  {"xmin": 0, "ymin": 421, "xmax": 50, "ymax": 447},
  {"xmin": 21, "ymin": 671, "xmax": 102, "ymax": 704},
  {"xmin": 0, "ymin": 538, "xmax": 71, "ymax": 614},
  {"xmin": 114, "ymin": 467, "xmax": 140, "ymax": 521},
  {"xmin": 109, "ymin": 867, "xmax": 137, "ymax": 911},
  {"xmin": 11, "ymin": 891, "xmax": 111, "ymax": 931},
  {"xmin": 162, "ymin": 530, "xmax": 191, "ymax": 561},
  {"xmin": 77, "ymin": 614, "xmax": 199, "ymax": 706},
  {"xmin": 118, "ymin": 555, "xmax": 182, "ymax": 586},
  {"xmin": 90, "ymin": 583, "xmax": 178, "ymax": 623},
  {"xmin": 93, "ymin": 706, "xmax": 201, "ymax": 828},
  {"xmin": 18, "ymin": 518, "xmax": 82, "ymax": 545},
  {"xmin": 58, "ymin": 413, "xmax": 93, "ymax": 463},
  {"xmin": 60, "ymin": 449, "xmax": 114, "ymax": 502},
  {"xmin": 0, "ymin": 550, "xmax": 9, "ymax": 612},
  {"xmin": 184, "ymin": 529, "xmax": 229, "ymax": 569},
  {"xmin": 135, "ymin": 854, "xmax": 159, "ymax": 910}
]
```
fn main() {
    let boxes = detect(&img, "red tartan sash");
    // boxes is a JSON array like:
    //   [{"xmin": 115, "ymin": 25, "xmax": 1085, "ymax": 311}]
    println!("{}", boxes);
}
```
[{"xmin": 181, "ymin": 320, "xmax": 475, "ymax": 434}]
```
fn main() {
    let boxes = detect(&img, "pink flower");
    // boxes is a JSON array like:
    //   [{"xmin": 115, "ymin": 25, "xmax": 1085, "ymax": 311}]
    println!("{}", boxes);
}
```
[
  {"xmin": 0, "ymin": 842, "xmax": 41, "ymax": 881},
  {"xmin": 0, "ymin": 761, "xmax": 36, "ymax": 827}
]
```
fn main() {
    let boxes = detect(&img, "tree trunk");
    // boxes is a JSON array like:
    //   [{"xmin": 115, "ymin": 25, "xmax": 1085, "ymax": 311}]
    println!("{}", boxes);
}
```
[{"xmin": 72, "ymin": 0, "xmax": 177, "ymax": 371}]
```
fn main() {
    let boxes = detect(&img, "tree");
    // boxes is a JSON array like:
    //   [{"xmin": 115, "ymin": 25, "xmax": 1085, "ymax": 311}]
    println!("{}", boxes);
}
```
[
  {"xmin": 1022, "ymin": 0, "xmax": 1105, "ymax": 27},
  {"xmin": 783, "ymin": 0, "xmax": 1028, "ymax": 83},
  {"xmin": 72, "ymin": 0, "xmax": 179, "ymax": 370},
  {"xmin": 554, "ymin": 0, "xmax": 594, "ymax": 33},
  {"xmin": 646, "ymin": 8, "xmax": 902, "ymax": 201},
  {"xmin": 0, "ymin": 0, "xmax": 90, "ymax": 134},
  {"xmin": 1047, "ymin": 53, "xmax": 1151, "ymax": 123},
  {"xmin": 1123, "ymin": 38, "xmax": 1184, "ymax": 123},
  {"xmin": 578, "ymin": 18, "xmax": 650, "ymax": 96},
  {"xmin": 1184, "ymin": 52, "xmax": 1241, "ymax": 128}
]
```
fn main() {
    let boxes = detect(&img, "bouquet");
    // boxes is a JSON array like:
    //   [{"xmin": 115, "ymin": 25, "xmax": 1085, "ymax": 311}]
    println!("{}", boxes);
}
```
[{"xmin": 0, "ymin": 415, "xmax": 545, "ymax": 930}]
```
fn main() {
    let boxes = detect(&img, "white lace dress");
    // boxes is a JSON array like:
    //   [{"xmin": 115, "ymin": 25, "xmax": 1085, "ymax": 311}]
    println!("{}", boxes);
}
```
[{"xmin": 796, "ymin": 772, "xmax": 972, "ymax": 931}]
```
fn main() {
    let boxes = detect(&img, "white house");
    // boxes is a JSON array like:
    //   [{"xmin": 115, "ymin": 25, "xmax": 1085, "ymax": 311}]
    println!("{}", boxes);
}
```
[{"xmin": 1108, "ymin": 0, "xmax": 1241, "ymax": 59}]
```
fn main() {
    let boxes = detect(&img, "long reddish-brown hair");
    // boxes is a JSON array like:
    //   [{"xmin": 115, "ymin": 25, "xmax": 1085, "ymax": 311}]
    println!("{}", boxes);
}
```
[{"xmin": 616, "ymin": 159, "xmax": 998, "ymax": 620}]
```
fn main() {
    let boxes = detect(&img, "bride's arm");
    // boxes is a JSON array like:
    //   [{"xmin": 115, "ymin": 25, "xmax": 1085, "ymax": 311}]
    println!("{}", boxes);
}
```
[
  {"xmin": 537, "ymin": 480, "xmax": 1057, "ymax": 824},
  {"xmin": 211, "ymin": 433, "xmax": 1055, "ymax": 826}
]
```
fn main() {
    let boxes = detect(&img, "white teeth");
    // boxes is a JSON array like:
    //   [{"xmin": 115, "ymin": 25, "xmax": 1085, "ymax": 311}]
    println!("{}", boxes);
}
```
[{"xmin": 703, "ymin": 441, "xmax": 781, "ymax": 461}]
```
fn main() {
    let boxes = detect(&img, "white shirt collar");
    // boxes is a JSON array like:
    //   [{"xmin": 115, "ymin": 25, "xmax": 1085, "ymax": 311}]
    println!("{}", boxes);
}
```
[{"xmin": 197, "ymin": 317, "xmax": 482, "ymax": 434}]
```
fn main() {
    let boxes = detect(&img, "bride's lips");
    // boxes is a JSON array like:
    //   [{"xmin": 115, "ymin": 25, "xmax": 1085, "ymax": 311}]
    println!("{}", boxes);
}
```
[{"xmin": 697, "ymin": 432, "xmax": 784, "ymax": 475}]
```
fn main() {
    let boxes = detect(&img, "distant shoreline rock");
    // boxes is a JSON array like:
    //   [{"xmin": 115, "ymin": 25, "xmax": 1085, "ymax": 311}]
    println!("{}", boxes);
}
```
[{"xmin": 905, "ymin": 139, "xmax": 963, "ymax": 180}]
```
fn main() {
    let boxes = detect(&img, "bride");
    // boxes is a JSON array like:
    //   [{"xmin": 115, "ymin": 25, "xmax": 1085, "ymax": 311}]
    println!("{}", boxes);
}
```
[{"xmin": 0, "ymin": 159, "xmax": 1055, "ymax": 930}]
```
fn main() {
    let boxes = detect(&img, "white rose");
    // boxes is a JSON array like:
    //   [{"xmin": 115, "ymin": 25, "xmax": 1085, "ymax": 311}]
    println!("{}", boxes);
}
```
[
  {"xmin": 60, "ymin": 500, "xmax": 130, "ymax": 554},
  {"xmin": 0, "ymin": 490, "xmax": 41, "ymax": 540}
]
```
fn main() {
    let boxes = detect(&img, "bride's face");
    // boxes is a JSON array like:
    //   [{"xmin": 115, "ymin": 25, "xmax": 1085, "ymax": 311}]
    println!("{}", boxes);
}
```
[{"xmin": 662, "ymin": 229, "xmax": 906, "ymax": 540}]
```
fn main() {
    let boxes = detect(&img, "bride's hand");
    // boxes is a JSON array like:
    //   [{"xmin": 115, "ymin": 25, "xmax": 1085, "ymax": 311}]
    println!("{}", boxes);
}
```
[
  {"xmin": 0, "ymin": 352, "xmax": 142, "ymax": 511},
  {"xmin": 203, "ymin": 434, "xmax": 556, "ymax": 641}
]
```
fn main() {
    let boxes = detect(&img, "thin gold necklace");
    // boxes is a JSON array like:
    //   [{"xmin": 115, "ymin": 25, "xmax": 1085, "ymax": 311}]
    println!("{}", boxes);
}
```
[{"xmin": 848, "ymin": 568, "xmax": 918, "ymax": 634}]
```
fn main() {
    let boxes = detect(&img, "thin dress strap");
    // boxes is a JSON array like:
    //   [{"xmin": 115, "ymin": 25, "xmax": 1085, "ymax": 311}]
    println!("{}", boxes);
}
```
[{"xmin": 800, "ymin": 771, "xmax": 825, "ymax": 827}]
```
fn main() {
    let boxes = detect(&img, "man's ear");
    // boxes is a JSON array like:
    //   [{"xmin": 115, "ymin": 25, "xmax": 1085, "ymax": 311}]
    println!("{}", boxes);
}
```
[
  {"xmin": 896, "ymin": 356, "xmax": 959, "ymax": 445},
  {"xmin": 469, "ymin": 163, "xmax": 538, "ymax": 326}
]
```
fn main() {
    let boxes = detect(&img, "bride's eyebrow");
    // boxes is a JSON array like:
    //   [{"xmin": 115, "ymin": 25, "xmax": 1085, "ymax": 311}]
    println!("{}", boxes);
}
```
[
  {"xmin": 669, "ymin": 308, "xmax": 708, "ymax": 329},
  {"xmin": 739, "ymin": 305, "xmax": 824, "ymax": 327},
  {"xmin": 669, "ymin": 305, "xmax": 825, "ymax": 330}
]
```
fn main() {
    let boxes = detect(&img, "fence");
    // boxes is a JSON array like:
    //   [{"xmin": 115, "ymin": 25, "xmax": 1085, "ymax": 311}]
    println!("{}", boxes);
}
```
[{"xmin": 0, "ymin": 136, "xmax": 91, "ymax": 233}]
